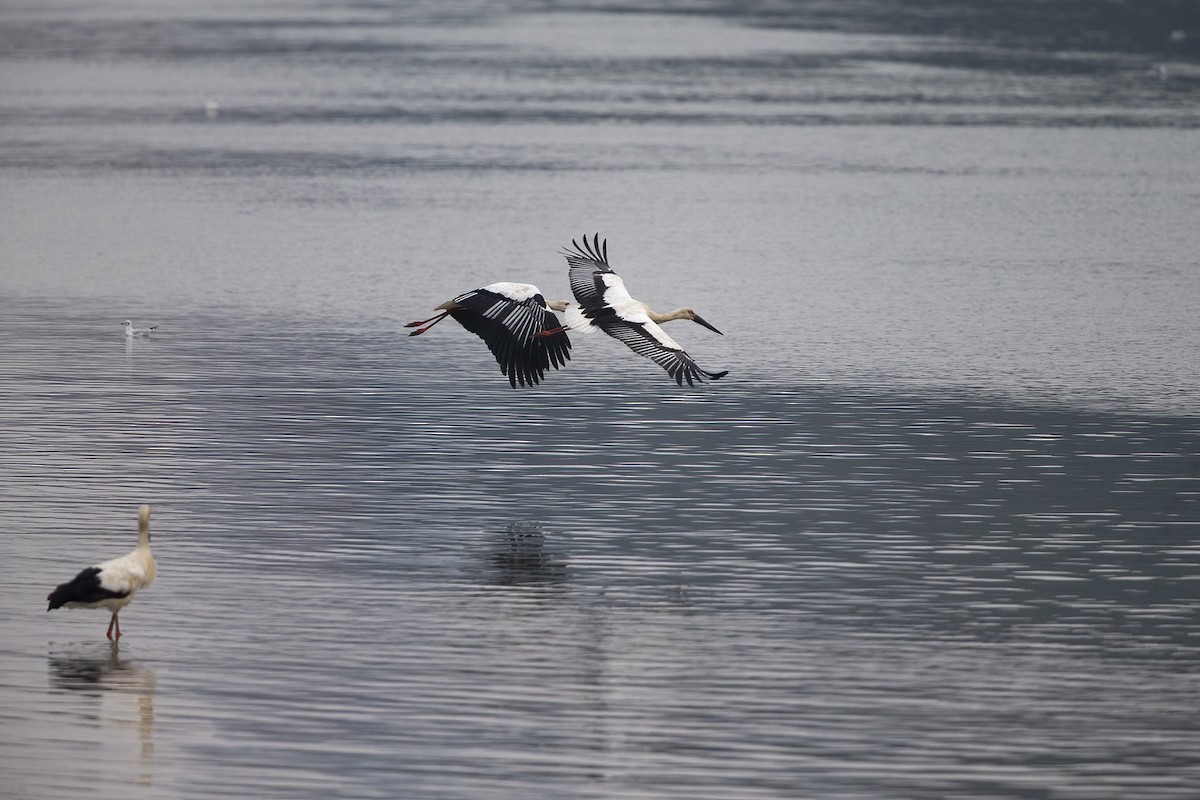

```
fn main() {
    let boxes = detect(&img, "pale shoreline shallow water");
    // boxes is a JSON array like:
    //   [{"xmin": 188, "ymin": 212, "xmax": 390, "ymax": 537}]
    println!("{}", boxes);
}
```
[{"xmin": 3, "ymin": 1, "xmax": 1200, "ymax": 797}]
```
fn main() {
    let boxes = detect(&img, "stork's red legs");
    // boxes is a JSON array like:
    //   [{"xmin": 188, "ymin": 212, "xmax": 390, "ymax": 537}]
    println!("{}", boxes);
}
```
[
  {"xmin": 535, "ymin": 325, "xmax": 568, "ymax": 338},
  {"xmin": 406, "ymin": 312, "xmax": 450, "ymax": 336},
  {"xmin": 106, "ymin": 613, "xmax": 119, "ymax": 640}
]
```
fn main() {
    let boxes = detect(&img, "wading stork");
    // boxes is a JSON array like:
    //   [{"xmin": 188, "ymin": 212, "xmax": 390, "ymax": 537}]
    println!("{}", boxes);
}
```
[
  {"xmin": 47, "ymin": 505, "xmax": 157, "ymax": 640},
  {"xmin": 560, "ymin": 234, "xmax": 728, "ymax": 386},
  {"xmin": 406, "ymin": 282, "xmax": 572, "ymax": 388}
]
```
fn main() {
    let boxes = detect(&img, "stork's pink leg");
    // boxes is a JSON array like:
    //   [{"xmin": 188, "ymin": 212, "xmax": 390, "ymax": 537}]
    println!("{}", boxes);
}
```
[
  {"xmin": 113, "ymin": 615, "xmax": 122, "ymax": 640},
  {"xmin": 535, "ymin": 325, "xmax": 569, "ymax": 338},
  {"xmin": 106, "ymin": 613, "xmax": 116, "ymax": 640},
  {"xmin": 405, "ymin": 312, "xmax": 450, "ymax": 335},
  {"xmin": 404, "ymin": 313, "xmax": 443, "ymax": 327}
]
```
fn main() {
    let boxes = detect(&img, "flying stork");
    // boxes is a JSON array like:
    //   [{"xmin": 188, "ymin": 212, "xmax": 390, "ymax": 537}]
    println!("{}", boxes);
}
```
[
  {"xmin": 406, "ymin": 282, "xmax": 572, "ymax": 388},
  {"xmin": 47, "ymin": 505, "xmax": 157, "ymax": 641},
  {"xmin": 560, "ymin": 234, "xmax": 728, "ymax": 386}
]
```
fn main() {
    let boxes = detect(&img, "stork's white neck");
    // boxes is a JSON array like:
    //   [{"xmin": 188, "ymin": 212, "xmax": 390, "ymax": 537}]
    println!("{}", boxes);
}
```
[
  {"xmin": 646, "ymin": 307, "xmax": 691, "ymax": 324},
  {"xmin": 137, "ymin": 505, "xmax": 152, "ymax": 549}
]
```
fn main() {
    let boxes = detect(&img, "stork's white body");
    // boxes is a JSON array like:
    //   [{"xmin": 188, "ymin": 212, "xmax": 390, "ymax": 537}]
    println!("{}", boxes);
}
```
[
  {"xmin": 482, "ymin": 282, "xmax": 542, "ymax": 303},
  {"xmin": 561, "ymin": 276, "xmax": 688, "ymax": 353},
  {"xmin": 63, "ymin": 548, "xmax": 157, "ymax": 613}
]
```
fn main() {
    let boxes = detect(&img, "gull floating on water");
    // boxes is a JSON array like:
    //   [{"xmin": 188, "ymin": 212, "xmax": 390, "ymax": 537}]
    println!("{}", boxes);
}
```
[
  {"xmin": 47, "ymin": 505, "xmax": 158, "ymax": 641},
  {"xmin": 122, "ymin": 320, "xmax": 158, "ymax": 338}
]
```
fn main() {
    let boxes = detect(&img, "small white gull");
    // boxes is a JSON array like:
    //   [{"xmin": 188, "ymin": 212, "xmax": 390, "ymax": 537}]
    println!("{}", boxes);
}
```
[{"xmin": 122, "ymin": 319, "xmax": 158, "ymax": 338}]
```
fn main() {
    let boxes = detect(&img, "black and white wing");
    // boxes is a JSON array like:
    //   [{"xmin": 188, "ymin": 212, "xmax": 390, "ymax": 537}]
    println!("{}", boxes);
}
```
[
  {"xmin": 47, "ymin": 566, "xmax": 130, "ymax": 610},
  {"xmin": 562, "ymin": 233, "xmax": 614, "ymax": 314},
  {"xmin": 448, "ymin": 283, "xmax": 571, "ymax": 388},
  {"xmin": 598, "ymin": 312, "xmax": 728, "ymax": 387}
]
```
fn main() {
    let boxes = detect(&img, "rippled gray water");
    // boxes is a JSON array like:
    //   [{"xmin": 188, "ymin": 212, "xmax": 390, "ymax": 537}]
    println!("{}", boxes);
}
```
[{"xmin": 2, "ymin": 1, "xmax": 1199, "ymax": 798}]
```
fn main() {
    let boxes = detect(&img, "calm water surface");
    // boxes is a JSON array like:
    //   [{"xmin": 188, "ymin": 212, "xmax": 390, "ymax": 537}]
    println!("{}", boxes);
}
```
[{"xmin": 2, "ymin": 1, "xmax": 1199, "ymax": 798}]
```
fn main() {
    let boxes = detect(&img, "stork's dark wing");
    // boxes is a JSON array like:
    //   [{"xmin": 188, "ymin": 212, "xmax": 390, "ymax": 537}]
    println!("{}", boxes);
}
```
[
  {"xmin": 449, "ymin": 288, "xmax": 571, "ymax": 388},
  {"xmin": 561, "ymin": 233, "xmax": 614, "ymax": 309},
  {"xmin": 47, "ymin": 566, "xmax": 129, "ymax": 610},
  {"xmin": 598, "ymin": 317, "xmax": 728, "ymax": 387}
]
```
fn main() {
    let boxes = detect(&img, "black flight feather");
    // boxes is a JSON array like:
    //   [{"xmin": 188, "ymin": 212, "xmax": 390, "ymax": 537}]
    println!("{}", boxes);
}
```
[{"xmin": 447, "ymin": 288, "xmax": 570, "ymax": 389}]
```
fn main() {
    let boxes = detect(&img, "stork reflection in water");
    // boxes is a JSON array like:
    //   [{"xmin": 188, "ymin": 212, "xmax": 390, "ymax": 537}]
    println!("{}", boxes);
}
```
[
  {"xmin": 49, "ymin": 641, "xmax": 157, "ymax": 788},
  {"xmin": 488, "ymin": 522, "xmax": 569, "ymax": 588}
]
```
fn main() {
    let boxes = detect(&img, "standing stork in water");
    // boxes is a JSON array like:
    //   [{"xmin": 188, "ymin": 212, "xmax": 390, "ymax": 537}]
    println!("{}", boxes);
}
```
[
  {"xmin": 560, "ymin": 234, "xmax": 728, "ymax": 386},
  {"xmin": 47, "ymin": 505, "xmax": 157, "ymax": 641},
  {"xmin": 406, "ymin": 283, "xmax": 572, "ymax": 388}
]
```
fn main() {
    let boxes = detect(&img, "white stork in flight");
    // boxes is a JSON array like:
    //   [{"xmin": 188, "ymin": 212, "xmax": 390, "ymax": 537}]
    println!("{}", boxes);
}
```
[
  {"xmin": 560, "ymin": 234, "xmax": 728, "ymax": 386},
  {"xmin": 47, "ymin": 505, "xmax": 157, "ymax": 640},
  {"xmin": 406, "ymin": 282, "xmax": 572, "ymax": 388}
]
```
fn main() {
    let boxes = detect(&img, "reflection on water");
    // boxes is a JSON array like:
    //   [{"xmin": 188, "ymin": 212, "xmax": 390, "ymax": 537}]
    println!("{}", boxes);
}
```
[
  {"xmin": 485, "ymin": 523, "xmax": 570, "ymax": 590},
  {"xmin": 47, "ymin": 643, "xmax": 157, "ymax": 790}
]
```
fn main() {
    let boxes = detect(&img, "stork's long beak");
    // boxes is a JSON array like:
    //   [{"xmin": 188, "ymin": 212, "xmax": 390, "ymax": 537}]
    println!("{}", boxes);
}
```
[{"xmin": 692, "ymin": 314, "xmax": 723, "ymax": 335}]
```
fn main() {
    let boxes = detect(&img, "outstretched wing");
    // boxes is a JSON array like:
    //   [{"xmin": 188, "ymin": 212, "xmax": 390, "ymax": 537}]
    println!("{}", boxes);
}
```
[
  {"xmin": 561, "ymin": 233, "xmax": 616, "ymax": 310},
  {"xmin": 449, "ymin": 286, "xmax": 571, "ymax": 388},
  {"xmin": 561, "ymin": 233, "xmax": 643, "ymax": 331},
  {"xmin": 599, "ymin": 314, "xmax": 728, "ymax": 387}
]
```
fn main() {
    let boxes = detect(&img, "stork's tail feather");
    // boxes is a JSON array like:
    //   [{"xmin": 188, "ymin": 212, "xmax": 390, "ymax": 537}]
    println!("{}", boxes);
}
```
[{"xmin": 706, "ymin": 370, "xmax": 729, "ymax": 380}]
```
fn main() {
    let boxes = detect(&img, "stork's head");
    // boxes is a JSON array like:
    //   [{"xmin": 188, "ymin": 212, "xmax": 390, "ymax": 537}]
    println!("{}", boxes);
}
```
[{"xmin": 681, "ymin": 308, "xmax": 723, "ymax": 335}]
